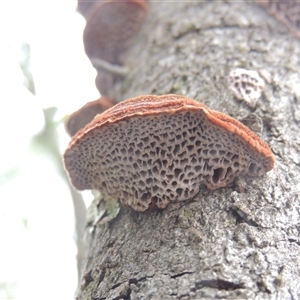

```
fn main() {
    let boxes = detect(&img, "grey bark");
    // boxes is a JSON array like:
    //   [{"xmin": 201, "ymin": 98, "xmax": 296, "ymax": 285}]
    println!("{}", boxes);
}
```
[{"xmin": 77, "ymin": 1, "xmax": 300, "ymax": 299}]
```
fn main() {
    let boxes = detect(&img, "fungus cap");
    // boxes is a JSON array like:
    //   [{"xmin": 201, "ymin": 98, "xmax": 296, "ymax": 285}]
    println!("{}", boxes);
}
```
[
  {"xmin": 66, "ymin": 97, "xmax": 116, "ymax": 137},
  {"xmin": 83, "ymin": 0, "xmax": 148, "ymax": 65},
  {"xmin": 64, "ymin": 94, "xmax": 275, "ymax": 212}
]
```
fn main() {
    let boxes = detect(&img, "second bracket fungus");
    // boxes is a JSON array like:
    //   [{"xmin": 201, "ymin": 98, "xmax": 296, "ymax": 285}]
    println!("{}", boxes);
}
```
[
  {"xmin": 227, "ymin": 68, "xmax": 265, "ymax": 108},
  {"xmin": 82, "ymin": 0, "xmax": 147, "ymax": 97},
  {"xmin": 83, "ymin": 0, "xmax": 148, "ymax": 66},
  {"xmin": 64, "ymin": 94, "xmax": 275, "ymax": 212},
  {"xmin": 66, "ymin": 97, "xmax": 116, "ymax": 137}
]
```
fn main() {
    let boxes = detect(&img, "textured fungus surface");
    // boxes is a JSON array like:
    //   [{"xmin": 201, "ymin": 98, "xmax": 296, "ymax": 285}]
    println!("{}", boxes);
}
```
[
  {"xmin": 64, "ymin": 94, "xmax": 275, "ymax": 211},
  {"xmin": 227, "ymin": 68, "xmax": 265, "ymax": 108},
  {"xmin": 66, "ymin": 97, "xmax": 115, "ymax": 137}
]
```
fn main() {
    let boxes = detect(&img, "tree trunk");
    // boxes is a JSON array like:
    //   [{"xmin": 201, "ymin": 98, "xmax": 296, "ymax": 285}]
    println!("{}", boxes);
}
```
[{"xmin": 77, "ymin": 1, "xmax": 300, "ymax": 299}]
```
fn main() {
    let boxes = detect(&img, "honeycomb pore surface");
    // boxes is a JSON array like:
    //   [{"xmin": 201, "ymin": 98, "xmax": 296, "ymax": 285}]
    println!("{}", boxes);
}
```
[{"xmin": 65, "ymin": 110, "xmax": 270, "ymax": 211}]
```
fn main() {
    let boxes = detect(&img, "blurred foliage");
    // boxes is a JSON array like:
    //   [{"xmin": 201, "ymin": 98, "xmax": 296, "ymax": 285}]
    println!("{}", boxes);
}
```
[{"xmin": 0, "ymin": 38, "xmax": 85, "ymax": 298}]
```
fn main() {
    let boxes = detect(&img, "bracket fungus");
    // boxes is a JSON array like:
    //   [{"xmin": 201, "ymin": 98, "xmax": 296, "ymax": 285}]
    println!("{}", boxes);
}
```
[
  {"xmin": 82, "ymin": 0, "xmax": 147, "ymax": 96},
  {"xmin": 64, "ymin": 94, "xmax": 275, "ymax": 212},
  {"xmin": 83, "ymin": 0, "xmax": 148, "ymax": 66},
  {"xmin": 227, "ymin": 68, "xmax": 265, "ymax": 108},
  {"xmin": 66, "ymin": 97, "xmax": 116, "ymax": 137}
]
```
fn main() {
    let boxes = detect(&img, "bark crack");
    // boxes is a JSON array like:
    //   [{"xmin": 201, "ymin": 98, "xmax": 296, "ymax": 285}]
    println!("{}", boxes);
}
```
[{"xmin": 170, "ymin": 271, "xmax": 194, "ymax": 279}]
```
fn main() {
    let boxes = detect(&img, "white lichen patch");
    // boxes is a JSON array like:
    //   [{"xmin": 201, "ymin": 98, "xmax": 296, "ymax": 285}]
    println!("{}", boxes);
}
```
[{"xmin": 227, "ymin": 68, "xmax": 265, "ymax": 108}]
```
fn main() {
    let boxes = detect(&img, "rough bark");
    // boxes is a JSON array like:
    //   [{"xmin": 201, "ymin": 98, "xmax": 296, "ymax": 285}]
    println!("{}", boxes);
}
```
[{"xmin": 77, "ymin": 1, "xmax": 300, "ymax": 299}]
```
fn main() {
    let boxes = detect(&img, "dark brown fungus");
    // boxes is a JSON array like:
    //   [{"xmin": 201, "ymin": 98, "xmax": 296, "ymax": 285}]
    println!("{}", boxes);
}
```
[
  {"xmin": 82, "ymin": 0, "xmax": 147, "ymax": 96},
  {"xmin": 83, "ymin": 0, "xmax": 148, "ymax": 66}
]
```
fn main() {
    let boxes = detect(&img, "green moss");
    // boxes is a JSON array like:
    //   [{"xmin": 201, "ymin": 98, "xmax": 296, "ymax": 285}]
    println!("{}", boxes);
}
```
[
  {"xmin": 200, "ymin": 83, "xmax": 219, "ymax": 96},
  {"xmin": 170, "ymin": 81, "xmax": 185, "ymax": 93},
  {"xmin": 182, "ymin": 209, "xmax": 193, "ymax": 220}
]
